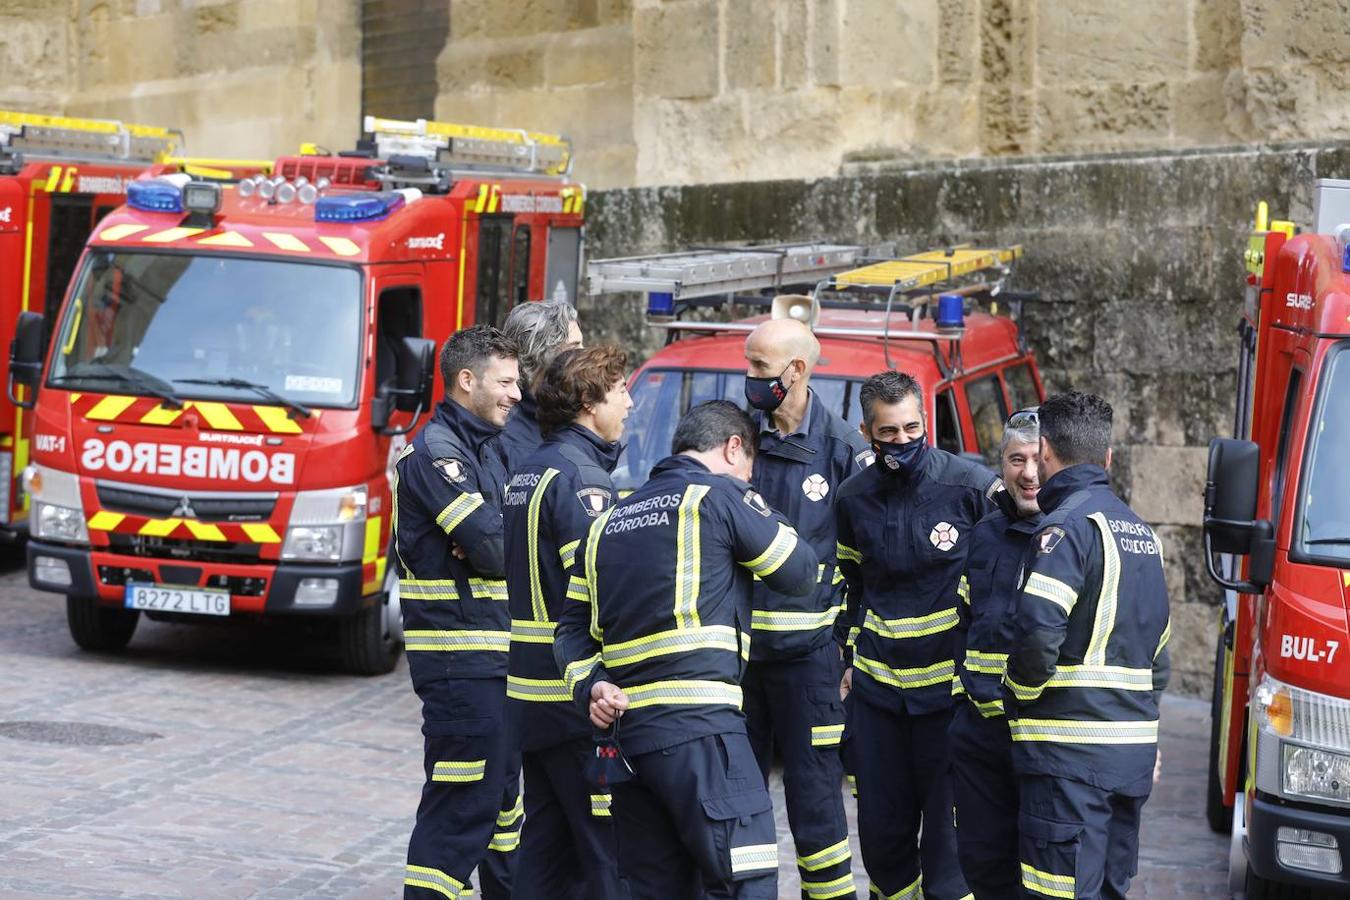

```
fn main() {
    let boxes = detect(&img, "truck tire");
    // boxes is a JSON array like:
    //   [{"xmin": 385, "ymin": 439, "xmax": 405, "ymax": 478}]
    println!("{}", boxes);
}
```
[
  {"xmin": 66, "ymin": 595, "xmax": 139, "ymax": 651},
  {"xmin": 1208, "ymin": 623, "xmax": 1235, "ymax": 834},
  {"xmin": 339, "ymin": 570, "xmax": 402, "ymax": 676}
]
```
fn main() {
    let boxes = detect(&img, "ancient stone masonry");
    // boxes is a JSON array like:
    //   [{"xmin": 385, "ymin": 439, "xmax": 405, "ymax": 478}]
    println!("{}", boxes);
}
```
[{"xmin": 582, "ymin": 141, "xmax": 1350, "ymax": 695}]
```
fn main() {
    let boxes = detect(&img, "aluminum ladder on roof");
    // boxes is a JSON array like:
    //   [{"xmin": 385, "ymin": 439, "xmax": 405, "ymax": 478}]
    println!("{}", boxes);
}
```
[
  {"xmin": 586, "ymin": 242, "xmax": 865, "ymax": 300},
  {"xmin": 0, "ymin": 110, "xmax": 181, "ymax": 165}
]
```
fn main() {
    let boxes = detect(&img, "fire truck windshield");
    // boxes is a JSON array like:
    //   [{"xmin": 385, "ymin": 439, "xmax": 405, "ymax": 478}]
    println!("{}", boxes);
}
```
[
  {"xmin": 48, "ymin": 251, "xmax": 362, "ymax": 408},
  {"xmin": 1298, "ymin": 343, "xmax": 1350, "ymax": 565}
]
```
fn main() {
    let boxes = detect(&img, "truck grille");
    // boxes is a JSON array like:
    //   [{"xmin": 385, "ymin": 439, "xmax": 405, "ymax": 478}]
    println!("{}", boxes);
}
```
[
  {"xmin": 96, "ymin": 484, "xmax": 276, "ymax": 523},
  {"xmin": 106, "ymin": 533, "xmax": 263, "ymax": 566}
]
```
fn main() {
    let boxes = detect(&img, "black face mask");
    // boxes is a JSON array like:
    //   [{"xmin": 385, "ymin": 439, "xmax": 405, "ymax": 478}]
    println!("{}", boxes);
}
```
[
  {"xmin": 744, "ymin": 365, "xmax": 792, "ymax": 412},
  {"xmin": 873, "ymin": 435, "xmax": 929, "ymax": 480}
]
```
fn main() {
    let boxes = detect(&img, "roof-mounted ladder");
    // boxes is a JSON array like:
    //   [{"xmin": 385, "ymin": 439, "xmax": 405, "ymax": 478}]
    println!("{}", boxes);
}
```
[
  {"xmin": 363, "ymin": 115, "xmax": 573, "ymax": 177},
  {"xmin": 0, "ymin": 110, "xmax": 181, "ymax": 167},
  {"xmin": 587, "ymin": 243, "xmax": 865, "ymax": 301}
]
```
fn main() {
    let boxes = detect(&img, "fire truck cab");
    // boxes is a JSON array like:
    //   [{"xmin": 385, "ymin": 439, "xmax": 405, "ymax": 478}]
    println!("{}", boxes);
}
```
[
  {"xmin": 10, "ymin": 116, "xmax": 586, "ymax": 675},
  {"xmin": 1204, "ymin": 183, "xmax": 1350, "ymax": 896},
  {"xmin": 586, "ymin": 243, "xmax": 1045, "ymax": 490},
  {"xmin": 0, "ymin": 110, "xmax": 270, "ymax": 537}
]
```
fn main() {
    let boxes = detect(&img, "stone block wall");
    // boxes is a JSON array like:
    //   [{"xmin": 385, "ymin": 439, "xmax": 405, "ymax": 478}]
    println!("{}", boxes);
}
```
[{"xmin": 580, "ymin": 141, "xmax": 1350, "ymax": 695}]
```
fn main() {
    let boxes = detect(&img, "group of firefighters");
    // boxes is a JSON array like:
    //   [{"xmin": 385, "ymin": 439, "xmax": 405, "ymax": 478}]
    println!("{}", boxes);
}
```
[{"xmin": 391, "ymin": 299, "xmax": 1172, "ymax": 900}]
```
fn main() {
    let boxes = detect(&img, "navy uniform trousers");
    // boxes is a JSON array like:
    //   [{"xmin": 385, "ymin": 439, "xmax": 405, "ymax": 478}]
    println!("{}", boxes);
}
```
[
  {"xmin": 612, "ymin": 732, "xmax": 779, "ymax": 900},
  {"xmin": 743, "ymin": 643, "xmax": 854, "ymax": 899},
  {"xmin": 847, "ymin": 694, "xmax": 965, "ymax": 900},
  {"xmin": 949, "ymin": 701, "xmax": 1018, "ymax": 898},
  {"xmin": 405, "ymin": 677, "xmax": 519, "ymax": 900},
  {"xmin": 514, "ymin": 737, "xmax": 622, "ymax": 900},
  {"xmin": 1018, "ymin": 775, "xmax": 1147, "ymax": 900}
]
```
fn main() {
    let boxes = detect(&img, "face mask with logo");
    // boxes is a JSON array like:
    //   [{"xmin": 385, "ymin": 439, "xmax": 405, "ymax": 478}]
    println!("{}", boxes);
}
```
[
  {"xmin": 744, "ymin": 364, "xmax": 792, "ymax": 412},
  {"xmin": 873, "ymin": 435, "xmax": 929, "ymax": 480}
]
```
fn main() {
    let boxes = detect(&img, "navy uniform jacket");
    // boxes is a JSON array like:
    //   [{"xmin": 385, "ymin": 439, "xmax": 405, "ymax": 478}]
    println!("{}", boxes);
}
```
[
  {"xmin": 835, "ymin": 448, "xmax": 1000, "ymax": 716},
  {"xmin": 953, "ymin": 501, "xmax": 1043, "ymax": 717},
  {"xmin": 393, "ymin": 398, "xmax": 511, "ymax": 689},
  {"xmin": 492, "ymin": 386, "xmax": 542, "ymax": 478},
  {"xmin": 1003, "ymin": 464, "xmax": 1171, "ymax": 794},
  {"xmin": 749, "ymin": 391, "xmax": 872, "ymax": 661},
  {"xmin": 503, "ymin": 424, "xmax": 621, "ymax": 752},
  {"xmin": 554, "ymin": 454, "xmax": 820, "ymax": 756}
]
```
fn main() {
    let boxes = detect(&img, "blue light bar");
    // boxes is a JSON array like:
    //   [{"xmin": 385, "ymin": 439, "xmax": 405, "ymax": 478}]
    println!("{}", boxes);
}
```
[
  {"xmin": 1343, "ymin": 242, "xmax": 1350, "ymax": 274},
  {"xmin": 647, "ymin": 291, "xmax": 676, "ymax": 317},
  {"xmin": 314, "ymin": 192, "xmax": 406, "ymax": 223},
  {"xmin": 126, "ymin": 180, "xmax": 183, "ymax": 214},
  {"xmin": 936, "ymin": 292, "xmax": 965, "ymax": 329}
]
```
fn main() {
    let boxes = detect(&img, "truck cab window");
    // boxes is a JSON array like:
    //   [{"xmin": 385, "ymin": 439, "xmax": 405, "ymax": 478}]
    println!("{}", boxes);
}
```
[
  {"xmin": 964, "ymin": 375, "xmax": 1008, "ymax": 464},
  {"xmin": 934, "ymin": 388, "xmax": 961, "ymax": 454},
  {"xmin": 475, "ymin": 216, "xmax": 513, "ymax": 327},
  {"xmin": 1004, "ymin": 362, "xmax": 1040, "ymax": 412},
  {"xmin": 376, "ymin": 286, "xmax": 422, "ymax": 394},
  {"xmin": 511, "ymin": 226, "xmax": 531, "ymax": 307},
  {"xmin": 1272, "ymin": 368, "xmax": 1303, "ymax": 521}
]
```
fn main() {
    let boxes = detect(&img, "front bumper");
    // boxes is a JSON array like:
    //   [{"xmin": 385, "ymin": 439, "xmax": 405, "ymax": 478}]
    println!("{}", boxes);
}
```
[
  {"xmin": 1248, "ymin": 791, "xmax": 1350, "ymax": 887},
  {"xmin": 27, "ymin": 540, "xmax": 371, "ymax": 617}
]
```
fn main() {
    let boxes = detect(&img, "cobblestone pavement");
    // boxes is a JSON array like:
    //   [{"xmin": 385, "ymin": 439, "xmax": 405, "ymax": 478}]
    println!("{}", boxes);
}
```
[{"xmin": 0, "ymin": 558, "xmax": 1225, "ymax": 898}]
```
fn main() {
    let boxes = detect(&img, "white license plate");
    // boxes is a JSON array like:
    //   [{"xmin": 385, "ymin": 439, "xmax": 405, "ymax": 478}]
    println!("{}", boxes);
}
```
[{"xmin": 125, "ymin": 583, "xmax": 230, "ymax": 616}]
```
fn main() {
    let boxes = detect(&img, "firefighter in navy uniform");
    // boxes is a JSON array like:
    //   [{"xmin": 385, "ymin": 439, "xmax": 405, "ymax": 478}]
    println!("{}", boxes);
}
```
[
  {"xmin": 494, "ymin": 299, "xmax": 584, "ymax": 475},
  {"xmin": 834, "ymin": 371, "xmax": 1000, "ymax": 900},
  {"xmin": 503, "ymin": 345, "xmax": 631, "ymax": 899},
  {"xmin": 949, "ymin": 409, "xmax": 1043, "ymax": 898},
  {"xmin": 395, "ymin": 326, "xmax": 521, "ymax": 900},
  {"xmin": 1002, "ymin": 392, "xmax": 1170, "ymax": 900},
  {"xmin": 555, "ymin": 400, "xmax": 820, "ymax": 899},
  {"xmin": 741, "ymin": 316, "xmax": 866, "ymax": 900}
]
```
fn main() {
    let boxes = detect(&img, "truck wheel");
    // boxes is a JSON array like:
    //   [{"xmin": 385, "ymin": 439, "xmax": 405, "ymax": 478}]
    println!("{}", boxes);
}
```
[
  {"xmin": 339, "ymin": 569, "xmax": 402, "ymax": 676},
  {"xmin": 66, "ymin": 595, "xmax": 139, "ymax": 651},
  {"xmin": 1208, "ymin": 623, "xmax": 1235, "ymax": 834}
]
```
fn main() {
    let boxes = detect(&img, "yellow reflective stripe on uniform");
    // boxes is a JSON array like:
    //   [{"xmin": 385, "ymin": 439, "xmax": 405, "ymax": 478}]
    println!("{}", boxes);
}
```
[
  {"xmin": 846, "ymin": 626, "xmax": 860, "ymax": 648},
  {"xmin": 404, "ymin": 630, "xmax": 510, "ymax": 653},
  {"xmin": 431, "ymin": 759, "xmax": 486, "ymax": 782},
  {"xmin": 863, "ymin": 607, "xmax": 959, "ymax": 640},
  {"xmin": 964, "ymin": 649, "xmax": 1009, "ymax": 674},
  {"xmin": 975, "ymin": 697, "xmax": 1004, "ymax": 716},
  {"xmin": 951, "ymin": 676, "xmax": 966, "ymax": 696},
  {"xmin": 1085, "ymin": 513, "xmax": 1120, "ymax": 664},
  {"xmin": 835, "ymin": 541, "xmax": 862, "ymax": 564},
  {"xmin": 798, "ymin": 837, "xmax": 852, "ymax": 871},
  {"xmin": 751, "ymin": 605, "xmax": 841, "ymax": 632},
  {"xmin": 468, "ymin": 577, "xmax": 508, "ymax": 601},
  {"xmin": 623, "ymin": 680, "xmax": 743, "ymax": 710},
  {"xmin": 497, "ymin": 794, "xmax": 524, "ymax": 827},
  {"xmin": 603, "ymin": 625, "xmax": 739, "ymax": 668},
  {"xmin": 869, "ymin": 875, "xmax": 922, "ymax": 899},
  {"xmin": 436, "ymin": 491, "xmax": 484, "ymax": 534},
  {"xmin": 1005, "ymin": 674, "xmax": 1045, "ymax": 703},
  {"xmin": 527, "ymin": 469, "xmax": 561, "ymax": 620},
  {"xmin": 405, "ymin": 864, "xmax": 465, "ymax": 898},
  {"xmin": 958, "ymin": 575, "xmax": 970, "ymax": 605},
  {"xmin": 1024, "ymin": 572, "xmax": 1078, "ymax": 615},
  {"xmin": 559, "ymin": 538, "xmax": 581, "ymax": 570},
  {"xmin": 803, "ymin": 873, "xmax": 856, "ymax": 899},
  {"xmin": 729, "ymin": 843, "xmax": 778, "ymax": 875},
  {"xmin": 1044, "ymin": 664, "xmax": 1154, "ymax": 691},
  {"xmin": 1155, "ymin": 617, "xmax": 1172, "ymax": 660},
  {"xmin": 847, "ymin": 774, "xmax": 857, "ymax": 797},
  {"xmin": 742, "ymin": 522, "xmax": 798, "ymax": 577},
  {"xmin": 565, "ymin": 575, "xmax": 589, "ymax": 603},
  {"xmin": 506, "ymin": 675, "xmax": 571, "ymax": 702},
  {"xmin": 1020, "ymin": 862, "xmax": 1075, "ymax": 898},
  {"xmin": 510, "ymin": 618, "xmax": 556, "ymax": 644},
  {"xmin": 1009, "ymin": 718, "xmax": 1159, "ymax": 744},
  {"xmin": 489, "ymin": 829, "xmax": 521, "ymax": 852},
  {"xmin": 674, "ymin": 485, "xmax": 710, "ymax": 629},
  {"xmin": 810, "ymin": 723, "xmax": 845, "ymax": 747},
  {"xmin": 590, "ymin": 792, "xmax": 612, "ymax": 817},
  {"xmin": 400, "ymin": 579, "xmax": 460, "ymax": 600},
  {"xmin": 853, "ymin": 653, "xmax": 955, "ymax": 690},
  {"xmin": 586, "ymin": 510, "xmax": 613, "ymax": 642},
  {"xmin": 563, "ymin": 652, "xmax": 601, "ymax": 694}
]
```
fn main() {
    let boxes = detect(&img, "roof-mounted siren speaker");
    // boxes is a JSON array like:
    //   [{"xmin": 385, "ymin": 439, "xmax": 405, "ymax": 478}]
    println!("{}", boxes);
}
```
[{"xmin": 771, "ymin": 294, "xmax": 820, "ymax": 329}]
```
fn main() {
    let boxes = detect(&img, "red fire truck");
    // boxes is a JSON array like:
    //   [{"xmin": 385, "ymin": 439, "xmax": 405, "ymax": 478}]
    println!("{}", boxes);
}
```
[
  {"xmin": 10, "ymin": 116, "xmax": 586, "ymax": 674},
  {"xmin": 585, "ymin": 243, "xmax": 1044, "ymax": 489},
  {"xmin": 1204, "ymin": 185, "xmax": 1350, "ymax": 896},
  {"xmin": 0, "ymin": 110, "xmax": 271, "ymax": 538}
]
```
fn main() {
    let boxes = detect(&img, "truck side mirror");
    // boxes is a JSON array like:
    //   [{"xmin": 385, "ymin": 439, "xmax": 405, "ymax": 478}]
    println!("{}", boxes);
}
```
[
  {"xmin": 372, "ymin": 336, "xmax": 435, "ymax": 435},
  {"xmin": 1203, "ymin": 437, "xmax": 1274, "ymax": 593},
  {"xmin": 8, "ymin": 311, "xmax": 45, "ymax": 410}
]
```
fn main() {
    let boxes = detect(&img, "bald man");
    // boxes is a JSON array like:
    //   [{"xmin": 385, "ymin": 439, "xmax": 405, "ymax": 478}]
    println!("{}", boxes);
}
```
[{"xmin": 742, "ymin": 315, "xmax": 871, "ymax": 900}]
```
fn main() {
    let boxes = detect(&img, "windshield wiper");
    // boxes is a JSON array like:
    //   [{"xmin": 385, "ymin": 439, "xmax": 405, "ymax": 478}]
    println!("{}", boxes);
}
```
[
  {"xmin": 174, "ymin": 378, "xmax": 313, "ymax": 419},
  {"xmin": 1306, "ymin": 536, "xmax": 1350, "ymax": 545},
  {"xmin": 50, "ymin": 363, "xmax": 183, "ymax": 407}
]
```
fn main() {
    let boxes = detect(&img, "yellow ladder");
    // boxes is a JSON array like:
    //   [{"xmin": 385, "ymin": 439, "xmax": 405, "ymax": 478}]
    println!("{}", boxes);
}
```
[
  {"xmin": 831, "ymin": 245, "xmax": 1023, "ymax": 291},
  {"xmin": 0, "ymin": 110, "xmax": 181, "ymax": 163}
]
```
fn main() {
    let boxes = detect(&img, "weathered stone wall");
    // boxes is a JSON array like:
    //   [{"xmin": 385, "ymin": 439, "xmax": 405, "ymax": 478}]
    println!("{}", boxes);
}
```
[
  {"xmin": 580, "ymin": 141, "xmax": 1350, "ymax": 695},
  {"xmin": 1, "ymin": 0, "xmax": 361, "ymax": 161}
]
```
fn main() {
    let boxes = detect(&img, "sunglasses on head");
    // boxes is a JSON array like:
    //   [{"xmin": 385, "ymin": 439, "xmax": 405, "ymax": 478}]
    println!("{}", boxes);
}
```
[{"xmin": 1006, "ymin": 407, "xmax": 1039, "ymax": 428}]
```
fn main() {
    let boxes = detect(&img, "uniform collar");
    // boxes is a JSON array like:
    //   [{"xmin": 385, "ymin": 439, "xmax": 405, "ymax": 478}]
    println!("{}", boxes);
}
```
[
  {"xmin": 1037, "ymin": 463, "xmax": 1110, "ymax": 514},
  {"xmin": 756, "ymin": 389, "xmax": 816, "ymax": 440},
  {"xmin": 552, "ymin": 423, "xmax": 623, "ymax": 473},
  {"xmin": 651, "ymin": 454, "xmax": 712, "ymax": 479},
  {"xmin": 510, "ymin": 386, "xmax": 538, "ymax": 427},
  {"xmin": 432, "ymin": 397, "xmax": 502, "ymax": 450}
]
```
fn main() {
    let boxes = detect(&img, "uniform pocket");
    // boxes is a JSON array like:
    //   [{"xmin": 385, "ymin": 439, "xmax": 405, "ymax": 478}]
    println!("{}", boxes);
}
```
[
  {"xmin": 703, "ymin": 789, "xmax": 777, "ymax": 882},
  {"xmin": 807, "ymin": 685, "xmax": 846, "ymax": 749},
  {"xmin": 1018, "ymin": 812, "xmax": 1083, "ymax": 899}
]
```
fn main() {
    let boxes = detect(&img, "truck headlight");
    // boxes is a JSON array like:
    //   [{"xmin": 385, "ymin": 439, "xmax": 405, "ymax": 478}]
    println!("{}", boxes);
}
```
[
  {"xmin": 1285, "ymin": 745, "xmax": 1350, "ymax": 804},
  {"xmin": 27, "ymin": 465, "xmax": 88, "ymax": 544},
  {"xmin": 281, "ymin": 485, "xmax": 366, "ymax": 562},
  {"xmin": 1252, "ymin": 673, "xmax": 1350, "ymax": 806}
]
